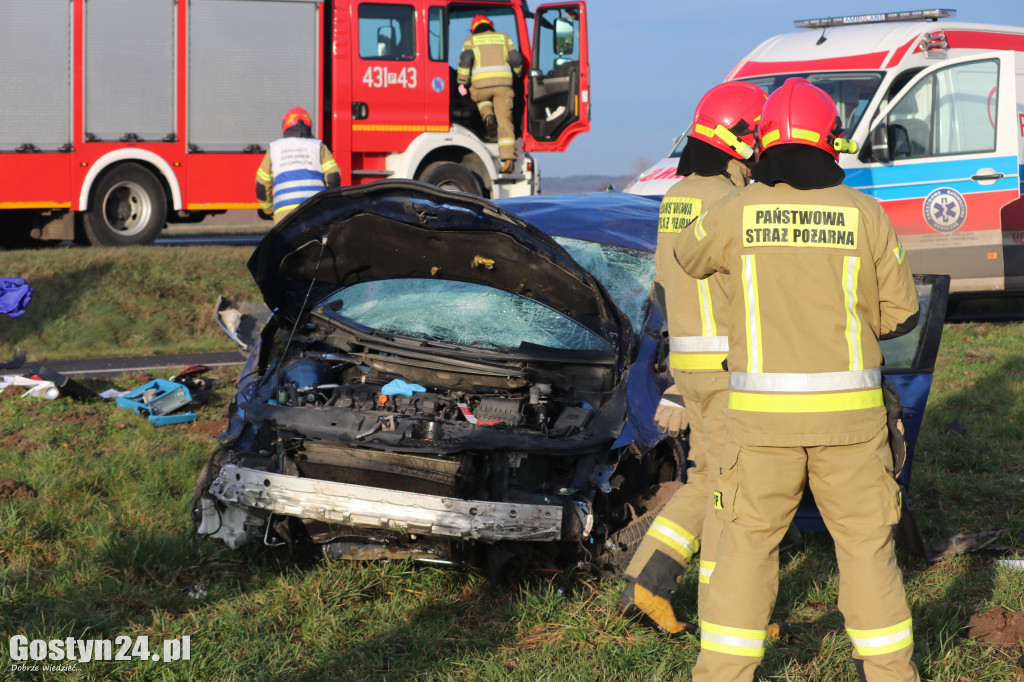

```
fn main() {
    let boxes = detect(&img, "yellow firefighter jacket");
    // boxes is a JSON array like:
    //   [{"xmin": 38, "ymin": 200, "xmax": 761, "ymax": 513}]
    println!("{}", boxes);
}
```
[
  {"xmin": 457, "ymin": 30, "xmax": 522, "ymax": 89},
  {"xmin": 675, "ymin": 181, "xmax": 919, "ymax": 446},
  {"xmin": 657, "ymin": 159, "xmax": 746, "ymax": 385}
]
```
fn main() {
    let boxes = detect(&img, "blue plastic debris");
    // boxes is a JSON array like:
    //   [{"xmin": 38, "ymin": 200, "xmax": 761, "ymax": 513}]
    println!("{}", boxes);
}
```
[
  {"xmin": 0, "ymin": 278, "xmax": 32, "ymax": 318},
  {"xmin": 116, "ymin": 378, "xmax": 197, "ymax": 426},
  {"xmin": 381, "ymin": 379, "xmax": 426, "ymax": 396}
]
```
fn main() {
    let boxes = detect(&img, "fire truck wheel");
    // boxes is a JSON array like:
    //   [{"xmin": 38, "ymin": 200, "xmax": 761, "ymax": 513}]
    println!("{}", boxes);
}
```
[
  {"xmin": 418, "ymin": 161, "xmax": 483, "ymax": 196},
  {"xmin": 83, "ymin": 163, "xmax": 167, "ymax": 246}
]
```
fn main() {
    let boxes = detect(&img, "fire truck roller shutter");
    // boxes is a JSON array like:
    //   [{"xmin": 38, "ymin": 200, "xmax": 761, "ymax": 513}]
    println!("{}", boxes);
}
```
[
  {"xmin": 82, "ymin": 163, "xmax": 167, "ymax": 247},
  {"xmin": 418, "ymin": 161, "xmax": 484, "ymax": 196}
]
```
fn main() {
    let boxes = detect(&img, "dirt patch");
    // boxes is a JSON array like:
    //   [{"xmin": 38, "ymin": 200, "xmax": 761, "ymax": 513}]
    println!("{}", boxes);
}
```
[
  {"xmin": 187, "ymin": 417, "xmax": 228, "ymax": 437},
  {"xmin": 1, "ymin": 385, "xmax": 23, "ymax": 398},
  {"xmin": 1, "ymin": 433, "xmax": 41, "ymax": 453},
  {"xmin": 966, "ymin": 605, "xmax": 1024, "ymax": 646},
  {"xmin": 0, "ymin": 479, "xmax": 36, "ymax": 500}
]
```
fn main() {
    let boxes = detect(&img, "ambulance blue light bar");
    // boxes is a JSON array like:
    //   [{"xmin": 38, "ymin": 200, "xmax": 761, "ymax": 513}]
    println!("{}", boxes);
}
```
[{"xmin": 795, "ymin": 9, "xmax": 955, "ymax": 29}]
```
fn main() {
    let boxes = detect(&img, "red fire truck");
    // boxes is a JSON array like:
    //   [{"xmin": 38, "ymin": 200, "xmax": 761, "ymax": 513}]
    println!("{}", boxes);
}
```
[{"xmin": 0, "ymin": 0, "xmax": 589, "ymax": 247}]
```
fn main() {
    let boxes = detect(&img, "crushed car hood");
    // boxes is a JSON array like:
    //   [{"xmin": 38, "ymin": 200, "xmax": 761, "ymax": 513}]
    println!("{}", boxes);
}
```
[{"xmin": 249, "ymin": 181, "xmax": 632, "ymax": 354}]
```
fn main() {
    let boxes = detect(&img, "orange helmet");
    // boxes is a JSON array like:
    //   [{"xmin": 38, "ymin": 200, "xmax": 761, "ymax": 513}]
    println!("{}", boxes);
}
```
[
  {"xmin": 471, "ymin": 14, "xmax": 493, "ymax": 32},
  {"xmin": 758, "ymin": 78, "xmax": 858, "ymax": 159},
  {"xmin": 689, "ymin": 81, "xmax": 768, "ymax": 161},
  {"xmin": 282, "ymin": 106, "xmax": 312, "ymax": 132}
]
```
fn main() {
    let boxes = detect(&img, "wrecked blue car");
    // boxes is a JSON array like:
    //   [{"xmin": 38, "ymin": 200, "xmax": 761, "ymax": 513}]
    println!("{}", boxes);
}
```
[{"xmin": 192, "ymin": 181, "xmax": 947, "ymax": 574}]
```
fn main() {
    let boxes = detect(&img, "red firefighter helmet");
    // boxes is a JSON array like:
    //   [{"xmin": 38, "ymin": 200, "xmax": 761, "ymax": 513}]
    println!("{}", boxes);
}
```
[
  {"xmin": 758, "ymin": 77, "xmax": 858, "ymax": 159},
  {"xmin": 282, "ymin": 106, "xmax": 312, "ymax": 132},
  {"xmin": 689, "ymin": 81, "xmax": 768, "ymax": 161},
  {"xmin": 471, "ymin": 14, "xmax": 494, "ymax": 32}
]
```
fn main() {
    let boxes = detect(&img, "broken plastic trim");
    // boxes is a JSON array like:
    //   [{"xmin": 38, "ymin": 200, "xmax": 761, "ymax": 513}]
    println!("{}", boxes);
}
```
[{"xmin": 208, "ymin": 464, "xmax": 564, "ymax": 542}]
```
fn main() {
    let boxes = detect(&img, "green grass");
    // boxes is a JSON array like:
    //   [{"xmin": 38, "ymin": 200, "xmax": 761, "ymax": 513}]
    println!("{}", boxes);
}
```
[
  {"xmin": 1, "ymin": 247, "xmax": 1023, "ymax": 679},
  {"xmin": 0, "ymin": 247, "xmax": 260, "ymax": 360}
]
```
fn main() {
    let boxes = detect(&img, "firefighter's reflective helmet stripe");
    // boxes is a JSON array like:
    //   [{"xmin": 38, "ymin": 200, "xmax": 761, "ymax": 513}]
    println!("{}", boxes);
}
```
[
  {"xmin": 730, "ymin": 369, "xmax": 880, "ymax": 392},
  {"xmin": 647, "ymin": 516, "xmax": 699, "ymax": 560},
  {"xmin": 843, "ymin": 256, "xmax": 864, "ymax": 371},
  {"xmin": 698, "ymin": 559, "xmax": 716, "ymax": 585},
  {"xmin": 846, "ymin": 619, "xmax": 914, "ymax": 656},
  {"xmin": 700, "ymin": 621, "xmax": 767, "ymax": 657},
  {"xmin": 728, "ymin": 388, "xmax": 883, "ymax": 412},
  {"xmin": 741, "ymin": 254, "xmax": 764, "ymax": 373}
]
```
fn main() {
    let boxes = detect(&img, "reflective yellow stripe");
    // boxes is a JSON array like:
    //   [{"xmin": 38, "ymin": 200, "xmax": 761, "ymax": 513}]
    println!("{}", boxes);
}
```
[
  {"xmin": 761, "ymin": 129, "xmax": 780, "ymax": 146},
  {"xmin": 843, "ymin": 256, "xmax": 863, "ymax": 371},
  {"xmin": 792, "ymin": 128, "xmax": 821, "ymax": 143},
  {"xmin": 700, "ymin": 620, "xmax": 766, "ymax": 657},
  {"xmin": 693, "ymin": 211, "xmax": 708, "ymax": 241},
  {"xmin": 698, "ymin": 559, "xmax": 716, "ymax": 584},
  {"xmin": 256, "ymin": 169, "xmax": 272, "ymax": 181},
  {"xmin": 473, "ymin": 34, "xmax": 509, "ymax": 45},
  {"xmin": 847, "ymin": 619, "xmax": 914, "ymax": 656},
  {"xmin": 670, "ymin": 353, "xmax": 727, "ymax": 370},
  {"xmin": 647, "ymin": 516, "xmax": 699, "ymax": 560},
  {"xmin": 497, "ymin": 137, "xmax": 515, "ymax": 145},
  {"xmin": 321, "ymin": 160, "xmax": 338, "ymax": 172},
  {"xmin": 698, "ymin": 279, "xmax": 716, "ymax": 336},
  {"xmin": 742, "ymin": 254, "xmax": 763, "ymax": 373},
  {"xmin": 352, "ymin": 124, "xmax": 450, "ymax": 132},
  {"xmin": 893, "ymin": 240, "xmax": 906, "ymax": 264},
  {"xmin": 694, "ymin": 123, "xmax": 715, "ymax": 137},
  {"xmin": 0, "ymin": 202, "xmax": 72, "ymax": 209},
  {"xmin": 728, "ymin": 387, "xmax": 884, "ymax": 412}
]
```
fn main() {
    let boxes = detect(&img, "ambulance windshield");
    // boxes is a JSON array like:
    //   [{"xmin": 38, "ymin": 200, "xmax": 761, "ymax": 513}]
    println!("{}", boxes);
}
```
[{"xmin": 739, "ymin": 71, "xmax": 884, "ymax": 136}]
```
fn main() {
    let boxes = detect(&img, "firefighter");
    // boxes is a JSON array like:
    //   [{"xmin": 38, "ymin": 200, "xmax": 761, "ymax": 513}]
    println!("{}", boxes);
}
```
[
  {"xmin": 676, "ymin": 78, "xmax": 920, "ymax": 681},
  {"xmin": 457, "ymin": 14, "xmax": 523, "ymax": 173},
  {"xmin": 256, "ymin": 106, "xmax": 340, "ymax": 223},
  {"xmin": 617, "ymin": 81, "xmax": 768, "ymax": 636}
]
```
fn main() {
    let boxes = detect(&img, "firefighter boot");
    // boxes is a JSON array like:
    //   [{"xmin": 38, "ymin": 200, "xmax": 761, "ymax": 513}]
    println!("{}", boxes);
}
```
[
  {"xmin": 500, "ymin": 158, "xmax": 515, "ymax": 173},
  {"xmin": 484, "ymin": 114, "xmax": 498, "ymax": 141},
  {"xmin": 617, "ymin": 580, "xmax": 696, "ymax": 637}
]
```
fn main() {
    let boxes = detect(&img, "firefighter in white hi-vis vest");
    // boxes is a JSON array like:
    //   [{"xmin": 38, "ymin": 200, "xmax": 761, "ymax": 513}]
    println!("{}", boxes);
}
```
[
  {"xmin": 676, "ymin": 78, "xmax": 920, "ymax": 682},
  {"xmin": 457, "ymin": 14, "xmax": 523, "ymax": 173},
  {"xmin": 617, "ymin": 82, "xmax": 768, "ymax": 637}
]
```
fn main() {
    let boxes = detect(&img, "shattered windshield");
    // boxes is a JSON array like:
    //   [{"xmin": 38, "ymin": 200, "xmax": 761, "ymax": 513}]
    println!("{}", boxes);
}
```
[
  {"xmin": 320, "ymin": 280, "xmax": 611, "ymax": 352},
  {"xmin": 553, "ymin": 236, "xmax": 655, "ymax": 331}
]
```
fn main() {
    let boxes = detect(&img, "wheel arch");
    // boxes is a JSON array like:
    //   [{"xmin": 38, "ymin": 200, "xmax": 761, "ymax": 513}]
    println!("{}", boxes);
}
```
[
  {"xmin": 396, "ymin": 127, "xmax": 497, "ymax": 195},
  {"xmin": 78, "ymin": 150, "xmax": 182, "ymax": 212}
]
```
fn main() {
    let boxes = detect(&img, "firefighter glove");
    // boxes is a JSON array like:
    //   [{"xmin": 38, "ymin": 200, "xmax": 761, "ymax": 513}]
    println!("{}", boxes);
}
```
[
  {"xmin": 458, "ymin": 84, "xmax": 468, "ymax": 96},
  {"xmin": 654, "ymin": 385, "xmax": 688, "ymax": 436}
]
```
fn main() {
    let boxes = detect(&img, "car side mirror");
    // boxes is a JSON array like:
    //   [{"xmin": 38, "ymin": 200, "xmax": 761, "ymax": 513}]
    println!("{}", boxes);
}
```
[
  {"xmin": 554, "ymin": 18, "xmax": 574, "ymax": 56},
  {"xmin": 870, "ymin": 123, "xmax": 890, "ymax": 164}
]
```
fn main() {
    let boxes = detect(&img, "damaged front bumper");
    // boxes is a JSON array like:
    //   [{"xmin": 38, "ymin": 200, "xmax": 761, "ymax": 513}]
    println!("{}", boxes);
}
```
[{"xmin": 198, "ymin": 464, "xmax": 566, "ymax": 548}]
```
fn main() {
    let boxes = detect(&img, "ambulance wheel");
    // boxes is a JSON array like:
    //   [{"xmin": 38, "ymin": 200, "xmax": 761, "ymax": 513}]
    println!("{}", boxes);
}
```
[
  {"xmin": 83, "ymin": 163, "xmax": 167, "ymax": 246},
  {"xmin": 418, "ymin": 161, "xmax": 483, "ymax": 196}
]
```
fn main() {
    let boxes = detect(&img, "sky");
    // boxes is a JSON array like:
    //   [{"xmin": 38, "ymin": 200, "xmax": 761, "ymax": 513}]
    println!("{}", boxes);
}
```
[{"xmin": 535, "ymin": 1, "xmax": 1024, "ymax": 179}]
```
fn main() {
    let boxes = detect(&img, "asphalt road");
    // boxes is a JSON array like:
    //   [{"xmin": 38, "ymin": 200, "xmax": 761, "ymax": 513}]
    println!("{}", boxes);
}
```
[{"xmin": 26, "ymin": 351, "xmax": 247, "ymax": 380}]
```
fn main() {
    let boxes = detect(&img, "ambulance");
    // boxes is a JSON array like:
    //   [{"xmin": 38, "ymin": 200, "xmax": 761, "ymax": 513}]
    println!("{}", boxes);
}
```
[{"xmin": 625, "ymin": 9, "xmax": 1024, "ymax": 293}]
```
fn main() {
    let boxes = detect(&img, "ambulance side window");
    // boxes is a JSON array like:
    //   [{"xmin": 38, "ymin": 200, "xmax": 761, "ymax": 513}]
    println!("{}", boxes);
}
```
[{"xmin": 886, "ymin": 59, "xmax": 999, "ymax": 160}]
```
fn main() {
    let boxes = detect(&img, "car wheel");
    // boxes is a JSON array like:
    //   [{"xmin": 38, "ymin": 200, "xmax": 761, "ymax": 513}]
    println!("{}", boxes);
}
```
[
  {"xmin": 599, "ymin": 481, "xmax": 684, "ymax": 577},
  {"xmin": 83, "ymin": 163, "xmax": 167, "ymax": 246},
  {"xmin": 418, "ymin": 161, "xmax": 483, "ymax": 196}
]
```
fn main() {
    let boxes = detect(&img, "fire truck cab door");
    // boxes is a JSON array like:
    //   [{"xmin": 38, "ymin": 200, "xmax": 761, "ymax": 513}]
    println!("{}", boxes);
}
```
[
  {"xmin": 350, "ymin": 1, "xmax": 427, "ymax": 152},
  {"xmin": 848, "ymin": 51, "xmax": 1020, "ymax": 293},
  {"xmin": 524, "ymin": 3, "xmax": 589, "ymax": 152}
]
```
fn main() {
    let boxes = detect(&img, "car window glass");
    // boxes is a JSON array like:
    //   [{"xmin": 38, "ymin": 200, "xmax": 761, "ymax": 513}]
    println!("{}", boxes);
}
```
[
  {"xmin": 358, "ymin": 4, "xmax": 415, "ymax": 61},
  {"xmin": 553, "ymin": 236, "xmax": 655, "ymax": 332},
  {"xmin": 740, "ymin": 72, "xmax": 883, "ymax": 134},
  {"xmin": 321, "ymin": 279, "xmax": 611, "ymax": 352},
  {"xmin": 879, "ymin": 281, "xmax": 933, "ymax": 369},
  {"xmin": 446, "ymin": 7, "xmax": 517, "ymax": 71},
  {"xmin": 428, "ymin": 6, "xmax": 446, "ymax": 61},
  {"xmin": 886, "ymin": 59, "xmax": 998, "ymax": 159}
]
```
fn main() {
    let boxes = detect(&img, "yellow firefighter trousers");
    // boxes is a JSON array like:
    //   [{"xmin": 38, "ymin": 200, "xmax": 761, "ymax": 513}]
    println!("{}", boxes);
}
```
[
  {"xmin": 624, "ymin": 371, "xmax": 728, "ymax": 616},
  {"xmin": 692, "ymin": 425, "xmax": 919, "ymax": 682},
  {"xmin": 470, "ymin": 84, "xmax": 516, "ymax": 161}
]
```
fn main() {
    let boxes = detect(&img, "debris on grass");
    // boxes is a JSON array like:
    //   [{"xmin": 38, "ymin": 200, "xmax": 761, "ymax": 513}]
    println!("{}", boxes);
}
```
[
  {"xmin": 941, "ymin": 418, "xmax": 967, "ymax": 437},
  {"xmin": 930, "ymin": 528, "xmax": 1007, "ymax": 560}
]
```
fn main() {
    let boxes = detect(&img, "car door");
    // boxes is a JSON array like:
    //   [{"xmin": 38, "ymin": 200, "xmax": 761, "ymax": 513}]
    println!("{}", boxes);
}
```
[
  {"xmin": 794, "ymin": 274, "xmax": 951, "ymax": 560},
  {"xmin": 524, "ymin": 3, "xmax": 589, "ymax": 152},
  {"xmin": 846, "ymin": 52, "xmax": 1020, "ymax": 293}
]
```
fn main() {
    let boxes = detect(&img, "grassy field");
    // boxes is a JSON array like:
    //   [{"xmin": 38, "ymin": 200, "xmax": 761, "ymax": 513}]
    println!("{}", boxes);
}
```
[{"xmin": 1, "ymin": 247, "xmax": 1023, "ymax": 680}]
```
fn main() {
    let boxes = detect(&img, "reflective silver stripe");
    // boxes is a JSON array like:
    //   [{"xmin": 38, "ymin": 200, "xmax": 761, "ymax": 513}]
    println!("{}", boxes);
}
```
[
  {"xmin": 472, "ymin": 65, "xmax": 513, "ymax": 75},
  {"xmin": 669, "ymin": 336, "xmax": 729, "ymax": 353},
  {"xmin": 729, "ymin": 368, "xmax": 881, "ymax": 392}
]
